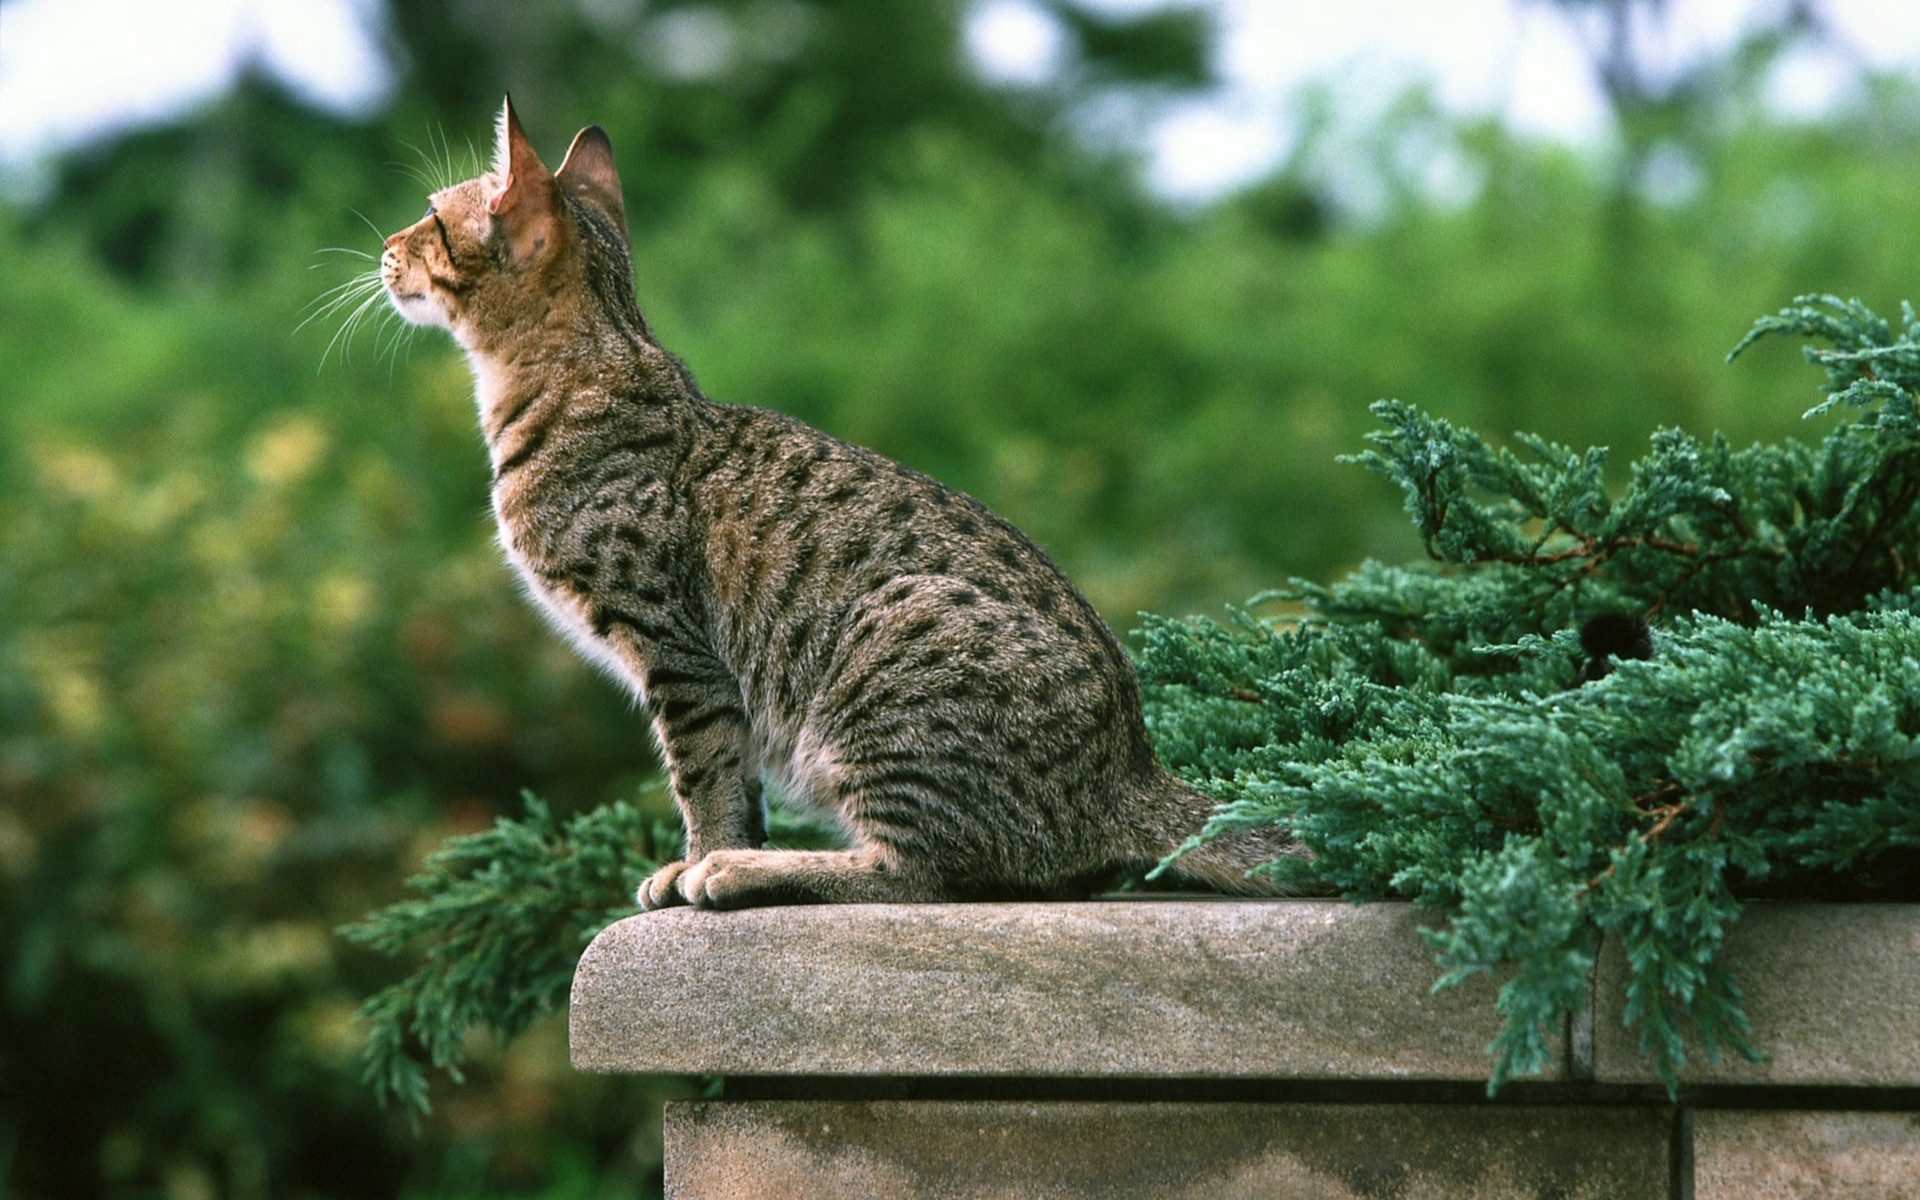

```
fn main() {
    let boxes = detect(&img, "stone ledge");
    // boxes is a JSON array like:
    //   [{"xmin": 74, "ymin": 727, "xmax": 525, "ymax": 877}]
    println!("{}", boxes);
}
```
[
  {"xmin": 1693, "ymin": 1110, "xmax": 1920, "ymax": 1200},
  {"xmin": 662, "ymin": 1100, "xmax": 1673, "ymax": 1200},
  {"xmin": 577, "ymin": 901, "xmax": 1920, "ymax": 1199},
  {"xmin": 1592, "ymin": 904, "xmax": 1920, "ymax": 1086},
  {"xmin": 570, "ymin": 899, "xmax": 1551, "ymax": 1081},
  {"xmin": 572, "ymin": 900, "xmax": 1920, "ymax": 1088}
]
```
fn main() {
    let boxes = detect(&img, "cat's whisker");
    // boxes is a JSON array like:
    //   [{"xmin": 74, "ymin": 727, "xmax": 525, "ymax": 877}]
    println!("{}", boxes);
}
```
[
  {"xmin": 297, "ymin": 271, "xmax": 384, "ymax": 332},
  {"xmin": 319, "ymin": 285, "xmax": 390, "ymax": 369},
  {"xmin": 432, "ymin": 122, "xmax": 461, "ymax": 190},
  {"xmin": 348, "ymin": 207, "xmax": 389, "ymax": 244},
  {"xmin": 299, "ymin": 270, "xmax": 382, "ymax": 303},
  {"xmin": 304, "ymin": 293, "xmax": 384, "ymax": 343},
  {"xmin": 309, "ymin": 273, "xmax": 383, "ymax": 307},
  {"xmin": 368, "ymin": 298, "xmax": 401, "ymax": 348},
  {"xmin": 300, "ymin": 277, "xmax": 367, "ymax": 309},
  {"xmin": 304, "ymin": 263, "xmax": 381, "ymax": 294},
  {"xmin": 334, "ymin": 306, "xmax": 383, "ymax": 369},
  {"xmin": 397, "ymin": 138, "xmax": 444, "ymax": 192},
  {"xmin": 313, "ymin": 246, "xmax": 376, "ymax": 261},
  {"xmin": 391, "ymin": 157, "xmax": 440, "ymax": 193},
  {"xmin": 379, "ymin": 312, "xmax": 423, "ymax": 375},
  {"xmin": 297, "ymin": 287, "xmax": 375, "ymax": 334}
]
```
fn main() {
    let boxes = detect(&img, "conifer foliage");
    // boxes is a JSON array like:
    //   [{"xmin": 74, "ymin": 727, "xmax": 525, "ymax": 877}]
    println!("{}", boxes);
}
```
[
  {"xmin": 340, "ymin": 797, "xmax": 670, "ymax": 1117},
  {"xmin": 1141, "ymin": 296, "xmax": 1920, "ymax": 1091},
  {"xmin": 345, "ymin": 793, "xmax": 840, "ymax": 1116}
]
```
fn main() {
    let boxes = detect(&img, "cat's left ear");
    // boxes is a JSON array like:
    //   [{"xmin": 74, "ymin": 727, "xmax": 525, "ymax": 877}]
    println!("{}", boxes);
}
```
[
  {"xmin": 486, "ymin": 96, "xmax": 557, "ymax": 260},
  {"xmin": 555, "ymin": 126, "xmax": 628, "ymax": 238}
]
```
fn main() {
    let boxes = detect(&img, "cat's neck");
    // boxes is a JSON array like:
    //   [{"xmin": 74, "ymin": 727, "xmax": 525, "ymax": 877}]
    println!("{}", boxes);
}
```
[{"xmin": 463, "ymin": 326, "xmax": 675, "ymax": 445}]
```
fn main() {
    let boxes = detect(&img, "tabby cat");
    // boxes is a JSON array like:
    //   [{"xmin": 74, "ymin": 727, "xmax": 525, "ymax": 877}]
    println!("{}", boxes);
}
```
[{"xmin": 377, "ymin": 99, "xmax": 1299, "ymax": 909}]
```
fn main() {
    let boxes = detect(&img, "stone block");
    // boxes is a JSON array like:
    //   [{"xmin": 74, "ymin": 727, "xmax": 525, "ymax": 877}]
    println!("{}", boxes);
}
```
[
  {"xmin": 1592, "ymin": 905, "xmax": 1920, "ymax": 1085},
  {"xmin": 1694, "ymin": 1110, "xmax": 1920, "ymax": 1200},
  {"xmin": 571, "ymin": 900, "xmax": 1557, "ymax": 1082},
  {"xmin": 662, "ymin": 1100, "xmax": 1672, "ymax": 1200}
]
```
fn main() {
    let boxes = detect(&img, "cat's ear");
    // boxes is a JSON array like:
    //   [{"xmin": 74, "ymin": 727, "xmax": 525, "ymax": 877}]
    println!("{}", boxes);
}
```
[
  {"xmin": 486, "ymin": 96, "xmax": 557, "ymax": 259},
  {"xmin": 555, "ymin": 125, "xmax": 628, "ymax": 238}
]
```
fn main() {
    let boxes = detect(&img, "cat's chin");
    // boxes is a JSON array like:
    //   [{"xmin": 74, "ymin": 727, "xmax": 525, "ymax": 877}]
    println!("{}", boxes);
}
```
[{"xmin": 384, "ymin": 287, "xmax": 450, "ymax": 331}]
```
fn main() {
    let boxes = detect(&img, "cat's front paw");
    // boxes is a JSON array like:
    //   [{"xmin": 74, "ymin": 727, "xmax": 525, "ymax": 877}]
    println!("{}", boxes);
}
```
[
  {"xmin": 678, "ymin": 849, "xmax": 782, "ymax": 910},
  {"xmin": 637, "ymin": 861, "xmax": 693, "ymax": 911}
]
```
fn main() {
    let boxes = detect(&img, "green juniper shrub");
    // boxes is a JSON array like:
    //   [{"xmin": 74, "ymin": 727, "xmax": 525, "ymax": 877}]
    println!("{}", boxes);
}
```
[{"xmin": 1141, "ymin": 295, "xmax": 1920, "ymax": 1092}]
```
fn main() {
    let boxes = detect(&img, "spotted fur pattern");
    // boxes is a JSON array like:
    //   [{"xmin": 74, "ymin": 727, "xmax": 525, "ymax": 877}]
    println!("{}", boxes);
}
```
[{"xmin": 379, "ymin": 100, "xmax": 1300, "ymax": 909}]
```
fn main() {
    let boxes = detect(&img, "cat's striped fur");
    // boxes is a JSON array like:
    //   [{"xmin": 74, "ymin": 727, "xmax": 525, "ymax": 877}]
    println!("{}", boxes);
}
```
[{"xmin": 378, "ymin": 99, "xmax": 1301, "ymax": 909}]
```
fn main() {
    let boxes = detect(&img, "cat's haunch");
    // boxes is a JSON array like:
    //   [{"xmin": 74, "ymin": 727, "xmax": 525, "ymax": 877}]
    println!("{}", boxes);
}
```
[{"xmin": 377, "ymin": 98, "xmax": 1302, "ymax": 908}]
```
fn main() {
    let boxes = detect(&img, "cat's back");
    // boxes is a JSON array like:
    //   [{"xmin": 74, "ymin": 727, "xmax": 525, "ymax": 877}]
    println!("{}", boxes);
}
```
[
  {"xmin": 687, "ymin": 402, "xmax": 1150, "ymax": 755},
  {"xmin": 688, "ymin": 402, "xmax": 1121, "ymax": 646}
]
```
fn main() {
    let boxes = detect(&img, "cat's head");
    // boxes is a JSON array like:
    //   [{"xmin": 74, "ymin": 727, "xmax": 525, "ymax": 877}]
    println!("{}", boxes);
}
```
[{"xmin": 381, "ymin": 98, "xmax": 638, "ymax": 353}]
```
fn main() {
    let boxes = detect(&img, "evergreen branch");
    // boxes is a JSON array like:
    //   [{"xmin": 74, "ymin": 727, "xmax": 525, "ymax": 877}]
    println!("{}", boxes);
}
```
[
  {"xmin": 338, "ymin": 789, "xmax": 843, "ymax": 1120},
  {"xmin": 338, "ymin": 794, "xmax": 666, "ymax": 1120}
]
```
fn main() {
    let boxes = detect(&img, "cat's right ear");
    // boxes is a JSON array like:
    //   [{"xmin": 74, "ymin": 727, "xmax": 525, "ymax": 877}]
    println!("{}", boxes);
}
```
[
  {"xmin": 555, "ymin": 125, "xmax": 628, "ymax": 239},
  {"xmin": 486, "ymin": 96, "xmax": 557, "ymax": 261}
]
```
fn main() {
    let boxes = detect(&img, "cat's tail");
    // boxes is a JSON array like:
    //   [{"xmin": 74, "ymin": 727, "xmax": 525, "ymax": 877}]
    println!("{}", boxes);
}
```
[{"xmin": 1138, "ymin": 774, "xmax": 1316, "ymax": 896}]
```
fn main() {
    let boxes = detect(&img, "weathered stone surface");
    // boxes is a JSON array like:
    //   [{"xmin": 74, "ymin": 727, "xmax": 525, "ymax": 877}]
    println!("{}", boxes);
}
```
[
  {"xmin": 662, "ymin": 1100, "xmax": 1672, "ymax": 1200},
  {"xmin": 1694, "ymin": 1110, "xmax": 1920, "ymax": 1200},
  {"xmin": 571, "ymin": 900, "xmax": 1555, "ymax": 1081},
  {"xmin": 1592, "ymin": 904, "xmax": 1920, "ymax": 1085}
]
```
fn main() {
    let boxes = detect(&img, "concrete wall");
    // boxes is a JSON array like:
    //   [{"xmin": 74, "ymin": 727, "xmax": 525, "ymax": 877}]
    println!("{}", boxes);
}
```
[{"xmin": 571, "ymin": 901, "xmax": 1920, "ymax": 1199}]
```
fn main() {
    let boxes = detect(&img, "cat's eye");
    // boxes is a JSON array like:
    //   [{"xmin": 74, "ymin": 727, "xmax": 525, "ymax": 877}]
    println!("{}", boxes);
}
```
[{"xmin": 423, "ymin": 205, "xmax": 435, "ymax": 220}]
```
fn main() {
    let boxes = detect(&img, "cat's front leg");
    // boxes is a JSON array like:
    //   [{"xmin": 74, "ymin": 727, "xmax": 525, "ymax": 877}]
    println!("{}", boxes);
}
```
[
  {"xmin": 677, "ymin": 846, "xmax": 951, "ymax": 908},
  {"xmin": 635, "ymin": 661, "xmax": 760, "ymax": 911}
]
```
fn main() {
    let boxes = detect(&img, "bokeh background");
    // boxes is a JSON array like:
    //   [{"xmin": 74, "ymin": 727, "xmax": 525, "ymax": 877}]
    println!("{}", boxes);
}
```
[{"xmin": 5, "ymin": 0, "xmax": 1920, "ymax": 1196}]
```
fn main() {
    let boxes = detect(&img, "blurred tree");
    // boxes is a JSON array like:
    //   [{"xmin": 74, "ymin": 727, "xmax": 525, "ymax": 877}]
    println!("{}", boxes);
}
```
[
  {"xmin": 39, "ymin": 0, "xmax": 1225, "ymax": 285},
  {"xmin": 32, "ymin": 72, "xmax": 396, "ymax": 287},
  {"xmin": 1532, "ymin": 0, "xmax": 1841, "ymax": 200},
  {"xmin": 1045, "ymin": 0, "xmax": 1213, "ymax": 89}
]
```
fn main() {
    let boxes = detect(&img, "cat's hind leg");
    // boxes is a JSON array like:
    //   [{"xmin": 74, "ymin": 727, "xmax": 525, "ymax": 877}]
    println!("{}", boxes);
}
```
[{"xmin": 673, "ymin": 844, "xmax": 949, "ymax": 909}]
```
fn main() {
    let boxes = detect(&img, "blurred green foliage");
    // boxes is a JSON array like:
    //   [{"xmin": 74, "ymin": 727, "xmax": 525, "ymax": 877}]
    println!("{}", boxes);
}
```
[{"xmin": 8, "ymin": 1, "xmax": 1920, "ymax": 1197}]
